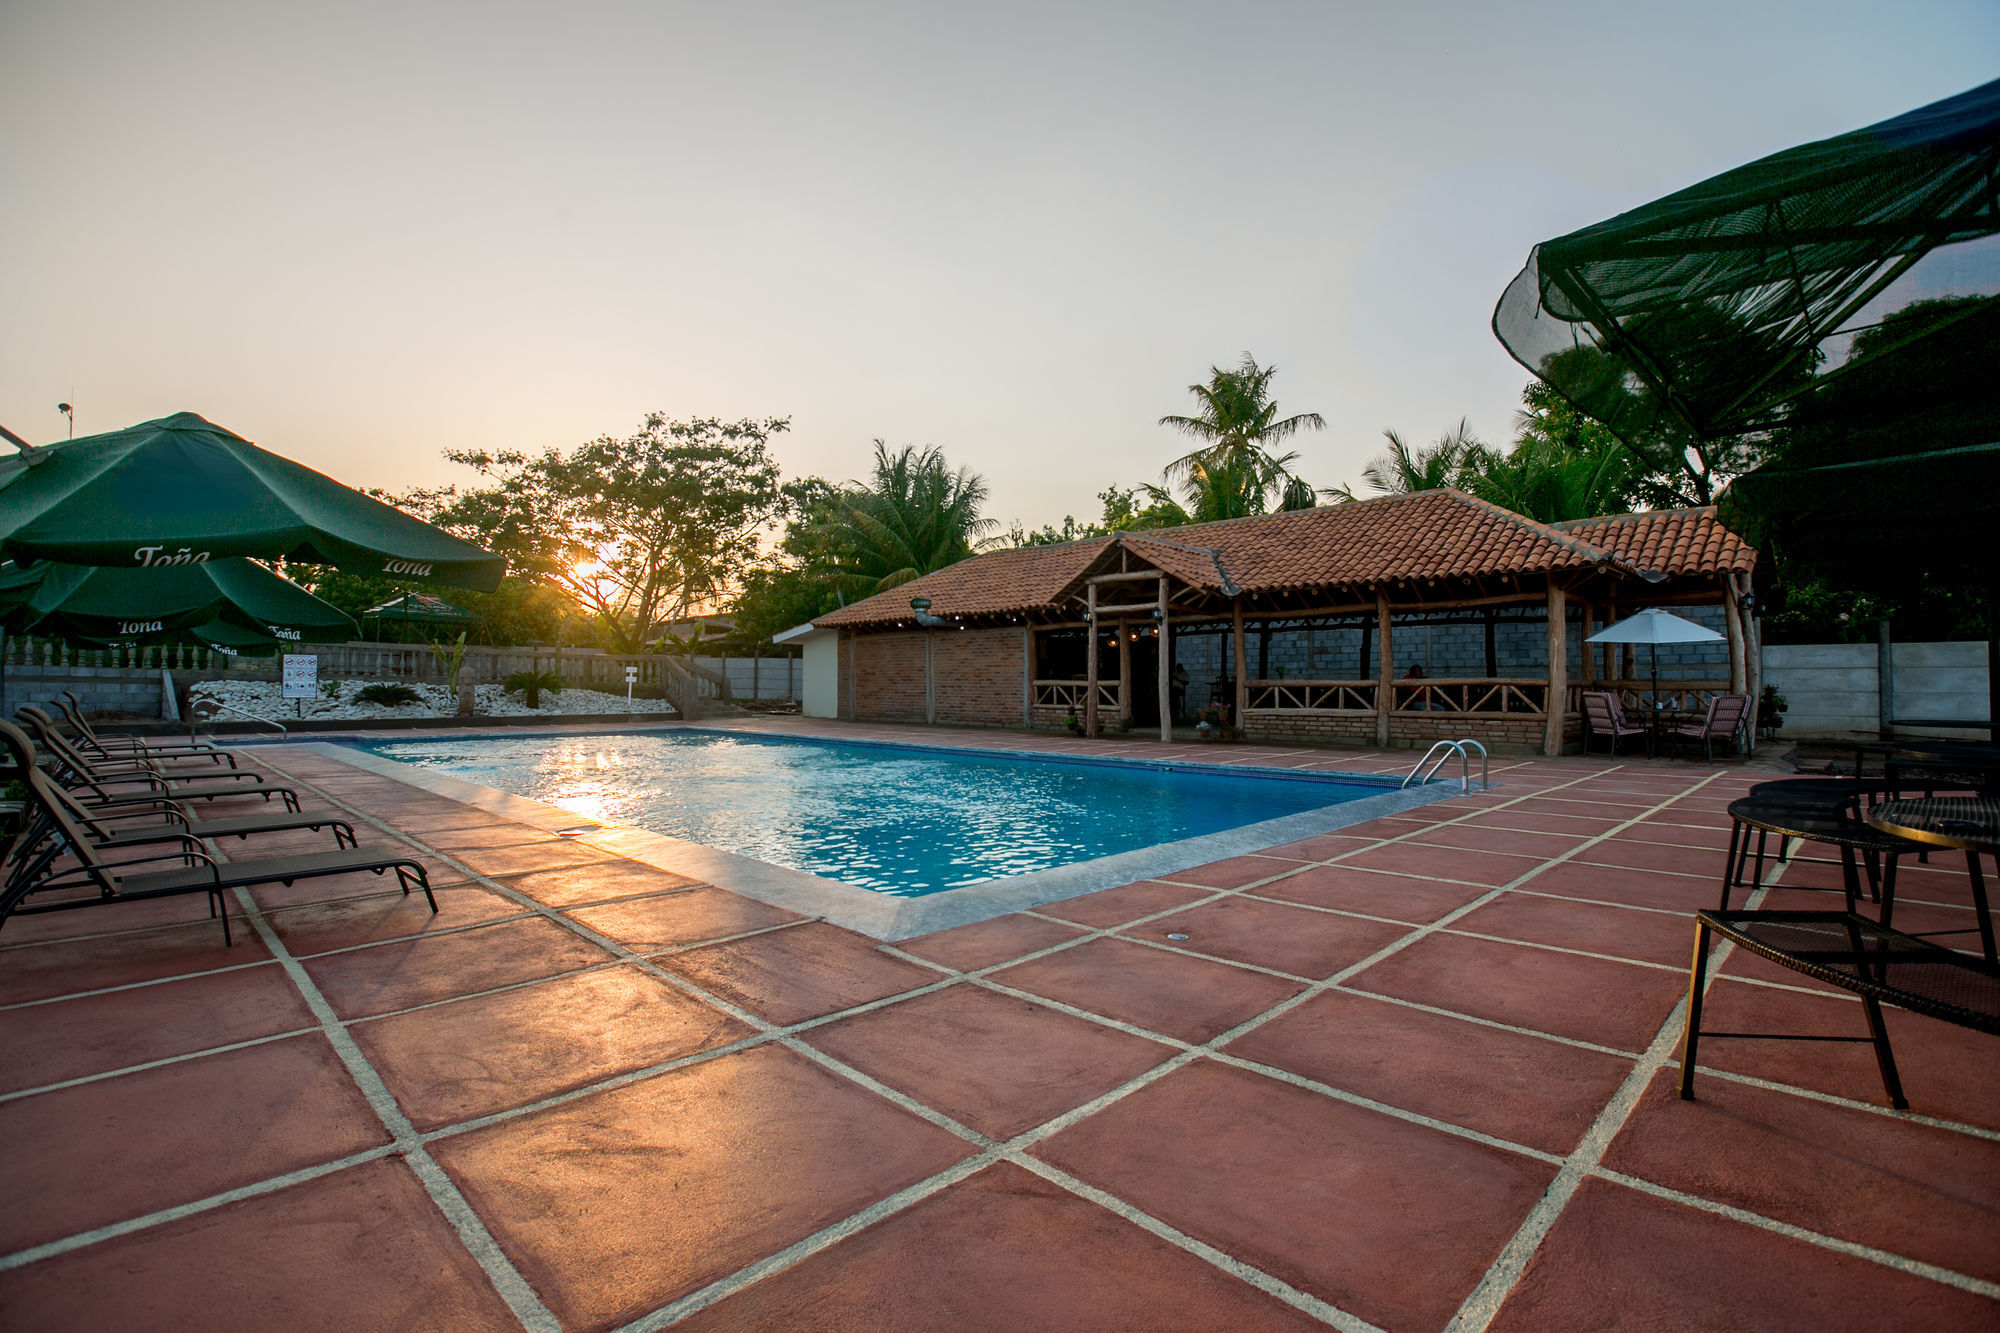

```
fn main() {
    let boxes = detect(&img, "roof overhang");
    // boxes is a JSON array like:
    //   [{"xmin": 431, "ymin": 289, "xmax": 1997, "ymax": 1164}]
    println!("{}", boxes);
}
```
[{"xmin": 772, "ymin": 620, "xmax": 837, "ymax": 645}]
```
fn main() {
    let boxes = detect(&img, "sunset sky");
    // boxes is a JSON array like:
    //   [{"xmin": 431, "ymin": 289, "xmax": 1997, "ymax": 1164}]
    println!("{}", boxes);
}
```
[{"xmin": 3, "ymin": 1, "xmax": 1995, "ymax": 530}]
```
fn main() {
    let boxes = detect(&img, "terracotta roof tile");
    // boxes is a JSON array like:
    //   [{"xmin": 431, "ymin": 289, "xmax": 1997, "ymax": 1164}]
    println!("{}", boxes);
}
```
[
  {"xmin": 813, "ymin": 540, "xmax": 1109, "ymax": 628},
  {"xmin": 812, "ymin": 492, "xmax": 1754, "ymax": 629},
  {"xmin": 1552, "ymin": 508, "xmax": 1756, "ymax": 578}
]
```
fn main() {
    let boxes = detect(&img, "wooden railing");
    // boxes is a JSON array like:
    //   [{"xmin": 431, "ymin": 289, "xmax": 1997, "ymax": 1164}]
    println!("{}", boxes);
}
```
[
  {"xmin": 1244, "ymin": 679, "xmax": 1377, "ymax": 711},
  {"xmin": 1392, "ymin": 678, "xmax": 1549, "ymax": 715},
  {"xmin": 1034, "ymin": 679, "xmax": 1117, "ymax": 711},
  {"xmin": 1570, "ymin": 680, "xmax": 1732, "ymax": 714}
]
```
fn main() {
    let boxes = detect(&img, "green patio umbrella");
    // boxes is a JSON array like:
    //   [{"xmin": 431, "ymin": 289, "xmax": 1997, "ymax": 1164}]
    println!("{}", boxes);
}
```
[
  {"xmin": 1493, "ymin": 77, "xmax": 2000, "ymax": 447},
  {"xmin": 0, "ymin": 412, "xmax": 506, "ymax": 591},
  {"xmin": 362, "ymin": 590, "xmax": 481, "ymax": 628},
  {"xmin": 0, "ymin": 557, "xmax": 358, "ymax": 646}
]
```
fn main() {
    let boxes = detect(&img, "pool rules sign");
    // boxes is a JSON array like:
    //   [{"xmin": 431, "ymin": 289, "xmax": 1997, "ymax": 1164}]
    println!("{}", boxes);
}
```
[{"xmin": 282, "ymin": 654, "xmax": 318, "ymax": 718}]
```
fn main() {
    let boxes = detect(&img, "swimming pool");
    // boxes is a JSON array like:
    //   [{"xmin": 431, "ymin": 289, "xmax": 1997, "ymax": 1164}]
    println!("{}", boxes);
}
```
[{"xmin": 358, "ymin": 730, "xmax": 1394, "ymax": 897}]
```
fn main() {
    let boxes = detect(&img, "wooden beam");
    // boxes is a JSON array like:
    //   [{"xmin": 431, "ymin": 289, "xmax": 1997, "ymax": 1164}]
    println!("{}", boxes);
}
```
[
  {"xmin": 1087, "ymin": 570, "xmax": 1162, "ymax": 585},
  {"xmin": 1375, "ymin": 588, "xmax": 1393, "ymax": 748},
  {"xmin": 1544, "ymin": 582, "xmax": 1568, "ymax": 756},
  {"xmin": 1093, "ymin": 601, "xmax": 1164, "ymax": 616},
  {"xmin": 1232, "ymin": 599, "xmax": 1249, "ymax": 727},
  {"xmin": 1022, "ymin": 625, "xmax": 1033, "ymax": 726},
  {"xmin": 1085, "ymin": 583, "xmax": 1099, "ymax": 738},
  {"xmin": 1158, "ymin": 575, "xmax": 1172, "ymax": 744}
]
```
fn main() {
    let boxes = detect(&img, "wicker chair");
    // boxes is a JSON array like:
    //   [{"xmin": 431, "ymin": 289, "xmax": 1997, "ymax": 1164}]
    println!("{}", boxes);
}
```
[
  {"xmin": 1669, "ymin": 694, "xmax": 1749, "ymax": 761},
  {"xmin": 1581, "ymin": 690, "xmax": 1648, "ymax": 757}
]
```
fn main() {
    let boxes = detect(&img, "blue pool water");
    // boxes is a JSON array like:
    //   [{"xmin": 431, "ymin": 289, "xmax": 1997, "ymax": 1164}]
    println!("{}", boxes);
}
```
[{"xmin": 358, "ymin": 731, "xmax": 1388, "ymax": 897}]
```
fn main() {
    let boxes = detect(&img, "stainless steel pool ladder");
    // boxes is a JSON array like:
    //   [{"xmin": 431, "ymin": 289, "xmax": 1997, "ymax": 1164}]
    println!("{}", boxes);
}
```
[
  {"xmin": 189, "ymin": 700, "xmax": 288, "ymax": 740},
  {"xmin": 1402, "ymin": 739, "xmax": 1488, "ymax": 794}
]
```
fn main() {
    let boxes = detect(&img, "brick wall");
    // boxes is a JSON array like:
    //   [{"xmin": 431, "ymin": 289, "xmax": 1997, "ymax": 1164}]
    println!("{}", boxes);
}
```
[
  {"xmin": 1239, "ymin": 708, "xmax": 1566, "ymax": 755},
  {"xmin": 850, "ymin": 634, "xmax": 927, "ymax": 723},
  {"xmin": 932, "ymin": 630, "xmax": 1025, "ymax": 727}
]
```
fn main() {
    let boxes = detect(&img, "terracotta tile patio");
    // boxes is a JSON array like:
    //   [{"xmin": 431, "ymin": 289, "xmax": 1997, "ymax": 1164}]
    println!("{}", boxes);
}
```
[{"xmin": 1, "ymin": 719, "xmax": 1995, "ymax": 1331}]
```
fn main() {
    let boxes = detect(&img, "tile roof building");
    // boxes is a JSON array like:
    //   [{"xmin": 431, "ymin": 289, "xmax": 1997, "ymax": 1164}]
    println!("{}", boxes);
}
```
[{"xmin": 799, "ymin": 491, "xmax": 1759, "ymax": 756}]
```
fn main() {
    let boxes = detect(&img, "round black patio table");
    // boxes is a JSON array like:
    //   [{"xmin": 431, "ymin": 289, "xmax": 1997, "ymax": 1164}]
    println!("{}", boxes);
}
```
[
  {"xmin": 1722, "ymin": 779, "xmax": 1915, "ymax": 915},
  {"xmin": 1866, "ymin": 797, "xmax": 1999, "ymax": 963}
]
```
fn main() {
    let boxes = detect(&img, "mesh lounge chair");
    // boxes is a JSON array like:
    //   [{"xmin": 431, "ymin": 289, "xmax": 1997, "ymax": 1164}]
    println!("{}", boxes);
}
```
[
  {"xmin": 0, "ymin": 722, "xmax": 357, "ymax": 898},
  {"xmin": 53, "ymin": 692, "xmax": 235, "ymax": 767},
  {"xmin": 1581, "ymin": 690, "xmax": 1648, "ymax": 757},
  {"xmin": 1, "ymin": 736, "xmax": 433, "ymax": 946},
  {"xmin": 1668, "ymin": 694, "xmax": 1750, "ymax": 761},
  {"xmin": 15, "ymin": 707, "xmax": 300, "ymax": 811}
]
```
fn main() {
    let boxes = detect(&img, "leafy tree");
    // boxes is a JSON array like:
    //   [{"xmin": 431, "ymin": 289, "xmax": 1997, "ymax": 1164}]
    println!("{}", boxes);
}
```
[
  {"xmin": 1158, "ymin": 353, "xmax": 1327, "ymax": 509},
  {"xmin": 1461, "ymin": 383, "xmax": 1637, "ymax": 522},
  {"xmin": 802, "ymin": 442, "xmax": 997, "ymax": 595},
  {"xmin": 414, "ymin": 414, "xmax": 791, "ymax": 653}
]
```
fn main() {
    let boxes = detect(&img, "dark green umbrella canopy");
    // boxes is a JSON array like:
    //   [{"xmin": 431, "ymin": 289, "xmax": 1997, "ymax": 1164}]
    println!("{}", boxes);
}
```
[
  {"xmin": 0, "ymin": 557, "xmax": 358, "ymax": 646},
  {"xmin": 362, "ymin": 591, "xmax": 481, "ymax": 626},
  {"xmin": 1494, "ymin": 78, "xmax": 2000, "ymax": 446},
  {"xmin": 0, "ymin": 412, "xmax": 506, "ymax": 592}
]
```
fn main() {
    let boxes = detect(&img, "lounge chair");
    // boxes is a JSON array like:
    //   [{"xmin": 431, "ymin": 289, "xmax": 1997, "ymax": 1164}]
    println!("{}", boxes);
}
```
[
  {"xmin": 0, "ymin": 745, "xmax": 433, "ymax": 946},
  {"xmin": 1667, "ymin": 694, "xmax": 1749, "ymax": 761},
  {"xmin": 15, "ymin": 707, "xmax": 301, "ymax": 811},
  {"xmin": 0, "ymin": 722, "xmax": 357, "ymax": 897},
  {"xmin": 53, "ymin": 692, "xmax": 235, "ymax": 767},
  {"xmin": 1581, "ymin": 690, "xmax": 1648, "ymax": 757}
]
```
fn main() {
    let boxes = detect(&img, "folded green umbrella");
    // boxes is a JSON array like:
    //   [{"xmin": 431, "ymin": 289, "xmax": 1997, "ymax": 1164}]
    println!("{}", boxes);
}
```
[
  {"xmin": 362, "ymin": 591, "xmax": 481, "ymax": 626},
  {"xmin": 0, "ymin": 412, "xmax": 506, "ymax": 592},
  {"xmin": 0, "ymin": 557, "xmax": 358, "ymax": 646}
]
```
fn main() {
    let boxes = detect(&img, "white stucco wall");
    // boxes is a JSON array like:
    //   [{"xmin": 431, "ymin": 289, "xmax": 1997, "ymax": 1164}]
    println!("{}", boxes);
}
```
[{"xmin": 802, "ymin": 633, "xmax": 840, "ymax": 718}]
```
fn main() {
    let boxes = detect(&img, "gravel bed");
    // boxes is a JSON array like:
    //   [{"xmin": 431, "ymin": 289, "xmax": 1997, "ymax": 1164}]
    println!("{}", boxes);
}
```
[{"xmin": 187, "ymin": 677, "xmax": 678, "ymax": 722}]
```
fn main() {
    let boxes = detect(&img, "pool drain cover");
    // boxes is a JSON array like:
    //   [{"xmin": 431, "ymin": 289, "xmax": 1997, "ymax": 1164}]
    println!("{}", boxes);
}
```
[{"xmin": 1166, "ymin": 933, "xmax": 1189, "ymax": 941}]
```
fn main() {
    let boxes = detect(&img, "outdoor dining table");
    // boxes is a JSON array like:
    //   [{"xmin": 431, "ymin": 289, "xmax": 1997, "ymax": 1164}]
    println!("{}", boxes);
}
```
[{"xmin": 1865, "ymin": 796, "xmax": 1999, "ymax": 964}]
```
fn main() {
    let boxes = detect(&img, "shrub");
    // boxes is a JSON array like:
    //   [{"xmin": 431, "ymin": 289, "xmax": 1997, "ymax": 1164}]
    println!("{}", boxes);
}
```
[
  {"xmin": 320, "ymin": 680, "xmax": 341, "ymax": 698},
  {"xmin": 505, "ymin": 670, "xmax": 564, "ymax": 709},
  {"xmin": 355, "ymin": 682, "xmax": 422, "ymax": 707}
]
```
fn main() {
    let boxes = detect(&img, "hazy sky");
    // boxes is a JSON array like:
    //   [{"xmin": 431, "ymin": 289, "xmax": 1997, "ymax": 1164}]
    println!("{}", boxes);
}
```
[{"xmin": 3, "ymin": 1, "xmax": 1996, "ymax": 532}]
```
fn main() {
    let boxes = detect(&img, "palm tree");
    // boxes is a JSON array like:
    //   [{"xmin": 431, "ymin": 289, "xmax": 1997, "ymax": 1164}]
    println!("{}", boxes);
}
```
[
  {"xmin": 1159, "ymin": 353, "xmax": 1327, "ymax": 505},
  {"xmin": 811, "ymin": 441, "xmax": 997, "ymax": 595},
  {"xmin": 1354, "ymin": 419, "xmax": 1492, "ymax": 495},
  {"xmin": 1461, "ymin": 384, "xmax": 1636, "ymax": 522}
]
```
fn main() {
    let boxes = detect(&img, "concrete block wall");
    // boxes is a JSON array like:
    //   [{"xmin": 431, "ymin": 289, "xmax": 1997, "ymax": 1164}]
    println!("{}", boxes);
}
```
[
  {"xmin": 691, "ymin": 655, "xmax": 801, "ymax": 701},
  {"xmin": 1762, "ymin": 641, "xmax": 1990, "ymax": 740},
  {"xmin": 2, "ymin": 665, "xmax": 171, "ymax": 719},
  {"xmin": 1174, "ymin": 605, "xmax": 1730, "ymax": 689}
]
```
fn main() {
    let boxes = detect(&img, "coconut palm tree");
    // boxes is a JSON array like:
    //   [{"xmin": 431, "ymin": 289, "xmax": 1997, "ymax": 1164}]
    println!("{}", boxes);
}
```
[
  {"xmin": 810, "ymin": 441, "xmax": 998, "ymax": 595},
  {"xmin": 1353, "ymin": 419, "xmax": 1492, "ymax": 495},
  {"xmin": 1159, "ymin": 353, "xmax": 1327, "ymax": 506}
]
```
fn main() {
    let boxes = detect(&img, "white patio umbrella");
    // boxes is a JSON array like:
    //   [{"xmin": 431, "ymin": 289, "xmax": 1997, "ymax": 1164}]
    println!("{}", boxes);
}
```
[{"xmin": 1586, "ymin": 607, "xmax": 1724, "ymax": 715}]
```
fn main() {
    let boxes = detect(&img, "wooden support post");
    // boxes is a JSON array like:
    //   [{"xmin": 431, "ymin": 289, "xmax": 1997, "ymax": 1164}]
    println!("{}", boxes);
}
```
[
  {"xmin": 1579, "ymin": 601, "xmax": 1597, "ymax": 684},
  {"xmin": 1375, "ymin": 588, "xmax": 1393, "ymax": 748},
  {"xmin": 1158, "ymin": 574, "xmax": 1171, "ymax": 744},
  {"xmin": 1232, "ymin": 599, "xmax": 1249, "ymax": 727},
  {"xmin": 1544, "ymin": 582, "xmax": 1568, "ymax": 756},
  {"xmin": 1722, "ymin": 576, "xmax": 1747, "ymax": 695},
  {"xmin": 1117, "ymin": 620, "xmax": 1132, "ymax": 726},
  {"xmin": 1085, "ymin": 583, "xmax": 1099, "ymax": 738},
  {"xmin": 1022, "ymin": 626, "xmax": 1033, "ymax": 727},
  {"xmin": 1739, "ymin": 571, "xmax": 1763, "ymax": 750}
]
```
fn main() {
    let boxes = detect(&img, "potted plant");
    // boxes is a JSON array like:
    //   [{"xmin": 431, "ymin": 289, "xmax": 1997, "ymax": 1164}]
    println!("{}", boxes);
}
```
[
  {"xmin": 1063, "ymin": 708, "xmax": 1081, "ymax": 734},
  {"xmin": 1758, "ymin": 684, "xmax": 1788, "ymax": 740}
]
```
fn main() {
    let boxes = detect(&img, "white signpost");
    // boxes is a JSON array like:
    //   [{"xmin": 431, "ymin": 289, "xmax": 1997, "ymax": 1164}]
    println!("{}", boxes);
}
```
[
  {"xmin": 282, "ymin": 654, "xmax": 318, "ymax": 719},
  {"xmin": 625, "ymin": 665, "xmax": 638, "ymax": 704}
]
